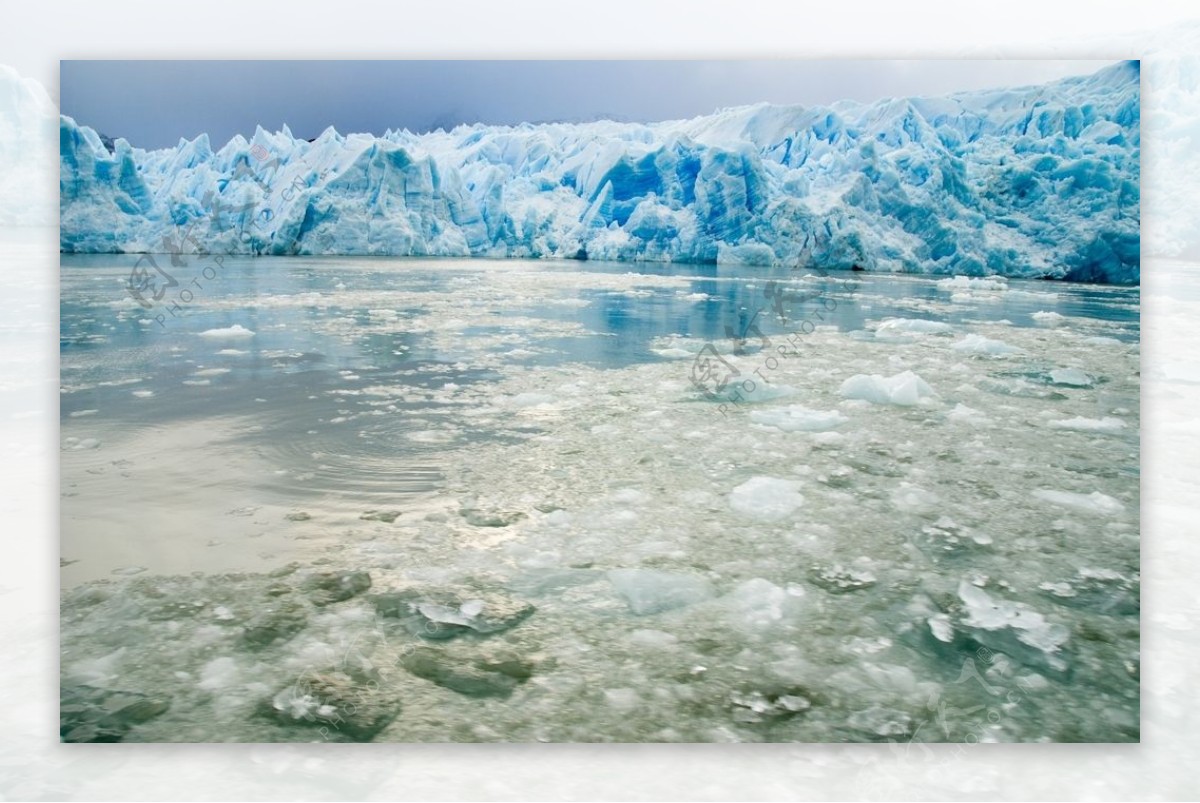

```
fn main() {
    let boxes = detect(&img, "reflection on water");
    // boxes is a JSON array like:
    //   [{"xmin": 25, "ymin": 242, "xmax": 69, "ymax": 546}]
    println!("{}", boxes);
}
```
[{"xmin": 59, "ymin": 255, "xmax": 1139, "ymax": 581}]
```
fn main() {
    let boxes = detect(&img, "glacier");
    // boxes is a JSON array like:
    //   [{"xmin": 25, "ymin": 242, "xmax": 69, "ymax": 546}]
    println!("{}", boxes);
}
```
[{"xmin": 59, "ymin": 62, "xmax": 1140, "ymax": 283}]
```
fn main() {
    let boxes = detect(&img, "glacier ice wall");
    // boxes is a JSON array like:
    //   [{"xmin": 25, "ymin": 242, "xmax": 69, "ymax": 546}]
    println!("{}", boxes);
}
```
[
  {"xmin": 0, "ymin": 64, "xmax": 57, "ymax": 226},
  {"xmin": 59, "ymin": 62, "xmax": 1140, "ymax": 283}
]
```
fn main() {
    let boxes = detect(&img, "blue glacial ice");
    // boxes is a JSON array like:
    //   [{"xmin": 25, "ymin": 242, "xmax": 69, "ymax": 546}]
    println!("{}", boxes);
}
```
[{"xmin": 59, "ymin": 62, "xmax": 1140, "ymax": 283}]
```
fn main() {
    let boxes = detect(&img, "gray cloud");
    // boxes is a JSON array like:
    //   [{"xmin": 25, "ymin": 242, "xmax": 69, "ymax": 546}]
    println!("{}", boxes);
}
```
[{"xmin": 60, "ymin": 59, "xmax": 1118, "ymax": 150}]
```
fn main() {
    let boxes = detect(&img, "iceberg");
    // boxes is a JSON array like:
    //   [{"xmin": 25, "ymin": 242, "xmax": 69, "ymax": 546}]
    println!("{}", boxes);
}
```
[
  {"xmin": 58, "ymin": 62, "xmax": 1140, "ymax": 283},
  {"xmin": 839, "ymin": 370, "xmax": 937, "ymax": 406}
]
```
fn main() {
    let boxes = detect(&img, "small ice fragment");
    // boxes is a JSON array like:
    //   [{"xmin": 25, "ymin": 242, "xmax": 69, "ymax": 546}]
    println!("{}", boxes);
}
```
[
  {"xmin": 1048, "ymin": 368, "xmax": 1093, "ymax": 387},
  {"xmin": 198, "ymin": 657, "xmax": 240, "ymax": 691},
  {"xmin": 839, "ymin": 370, "xmax": 936, "ymax": 406},
  {"xmin": 131, "ymin": 390, "xmax": 155, "ymax": 398},
  {"xmin": 1032, "ymin": 489, "xmax": 1125, "ymax": 516},
  {"xmin": 936, "ymin": 276, "xmax": 1007, "ymax": 292},
  {"xmin": 928, "ymin": 614, "xmax": 955, "ymax": 643},
  {"xmin": 604, "ymin": 688, "xmax": 640, "ymax": 711},
  {"xmin": 199, "ymin": 324, "xmax": 255, "ymax": 339},
  {"xmin": 951, "ymin": 334, "xmax": 1023, "ymax": 356},
  {"xmin": 1048, "ymin": 416, "xmax": 1126, "ymax": 433},
  {"xmin": 891, "ymin": 484, "xmax": 939, "ymax": 515},
  {"xmin": 750, "ymin": 405, "xmax": 847, "ymax": 432},
  {"xmin": 1031, "ymin": 311, "xmax": 1066, "ymax": 325},
  {"xmin": 607, "ymin": 569, "xmax": 715, "ymax": 615},
  {"xmin": 729, "ymin": 476, "xmax": 805, "ymax": 521},
  {"xmin": 947, "ymin": 403, "xmax": 992, "ymax": 426},
  {"xmin": 873, "ymin": 318, "xmax": 953, "ymax": 338},
  {"xmin": 459, "ymin": 599, "xmax": 485, "ymax": 618}
]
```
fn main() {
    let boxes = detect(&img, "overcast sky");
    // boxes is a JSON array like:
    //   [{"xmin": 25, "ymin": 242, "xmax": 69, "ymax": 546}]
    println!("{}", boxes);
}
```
[{"xmin": 60, "ymin": 59, "xmax": 1120, "ymax": 150}]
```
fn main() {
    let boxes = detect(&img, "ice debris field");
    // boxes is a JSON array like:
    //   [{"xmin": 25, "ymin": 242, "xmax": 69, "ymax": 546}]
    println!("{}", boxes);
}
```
[
  {"xmin": 60, "ymin": 62, "xmax": 1139, "ymax": 283},
  {"xmin": 60, "ymin": 259, "xmax": 1139, "ymax": 743}
]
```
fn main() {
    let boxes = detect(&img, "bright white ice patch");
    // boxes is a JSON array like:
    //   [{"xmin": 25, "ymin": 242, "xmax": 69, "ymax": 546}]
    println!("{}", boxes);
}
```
[
  {"xmin": 1048, "ymin": 416, "xmax": 1127, "ymax": 433},
  {"xmin": 951, "ymin": 334, "xmax": 1023, "ymax": 356},
  {"xmin": 749, "ymin": 406, "xmax": 848, "ymax": 433},
  {"xmin": 729, "ymin": 476, "xmax": 804, "ymax": 521},
  {"xmin": 1049, "ymin": 368, "xmax": 1094, "ymax": 387},
  {"xmin": 839, "ymin": 370, "xmax": 936, "ymax": 406},
  {"xmin": 607, "ymin": 569, "xmax": 715, "ymax": 616},
  {"xmin": 873, "ymin": 318, "xmax": 953, "ymax": 339},
  {"xmin": 1032, "ymin": 489, "xmax": 1126, "ymax": 516},
  {"xmin": 936, "ymin": 276, "xmax": 1008, "ymax": 292},
  {"xmin": 199, "ymin": 324, "xmax": 255, "ymax": 339}
]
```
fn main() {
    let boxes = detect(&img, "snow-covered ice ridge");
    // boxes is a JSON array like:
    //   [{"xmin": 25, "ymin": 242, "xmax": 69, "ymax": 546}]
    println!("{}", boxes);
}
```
[{"xmin": 60, "ymin": 62, "xmax": 1139, "ymax": 283}]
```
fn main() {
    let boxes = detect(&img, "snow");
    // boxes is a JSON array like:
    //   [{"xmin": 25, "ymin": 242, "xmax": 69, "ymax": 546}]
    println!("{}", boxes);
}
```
[
  {"xmin": 58, "ymin": 62, "xmax": 1140, "ymax": 283},
  {"xmin": 749, "ymin": 405, "xmax": 848, "ymax": 432},
  {"xmin": 728, "ymin": 476, "xmax": 805, "ymax": 521},
  {"xmin": 839, "ymin": 370, "xmax": 937, "ymax": 406}
]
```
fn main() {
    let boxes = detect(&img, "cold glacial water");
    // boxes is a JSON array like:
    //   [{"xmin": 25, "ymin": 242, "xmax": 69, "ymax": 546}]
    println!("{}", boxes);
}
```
[{"xmin": 60, "ymin": 256, "xmax": 1139, "ymax": 743}]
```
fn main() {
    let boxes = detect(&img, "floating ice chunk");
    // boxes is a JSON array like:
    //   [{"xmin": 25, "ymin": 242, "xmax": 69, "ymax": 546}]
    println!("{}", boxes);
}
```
[
  {"xmin": 847, "ymin": 705, "xmax": 912, "ymax": 737},
  {"xmin": 951, "ymin": 334, "xmax": 1023, "ymax": 356},
  {"xmin": 749, "ymin": 406, "xmax": 847, "ymax": 433},
  {"xmin": 722, "ymin": 578, "xmax": 789, "ymax": 628},
  {"xmin": 936, "ymin": 276, "xmax": 1007, "ymax": 292},
  {"xmin": 607, "ymin": 569, "xmax": 715, "ymax": 615},
  {"xmin": 216, "ymin": 349, "xmax": 248, "ymax": 355},
  {"xmin": 957, "ymin": 581, "xmax": 1070, "ymax": 661},
  {"xmin": 197, "ymin": 657, "xmax": 240, "ymax": 691},
  {"xmin": 64, "ymin": 437, "xmax": 101, "ymax": 450},
  {"xmin": 199, "ymin": 324, "xmax": 255, "ymax": 339},
  {"xmin": 1048, "ymin": 416, "xmax": 1126, "ymax": 433},
  {"xmin": 729, "ymin": 476, "xmax": 804, "ymax": 521},
  {"xmin": 839, "ymin": 370, "xmax": 936, "ymax": 406},
  {"xmin": 508, "ymin": 392, "xmax": 556, "ymax": 408},
  {"xmin": 68, "ymin": 409, "xmax": 98, "ymax": 417},
  {"xmin": 873, "ymin": 318, "xmax": 953, "ymax": 339},
  {"xmin": 947, "ymin": 403, "xmax": 992, "ymax": 427},
  {"xmin": 609, "ymin": 488, "xmax": 649, "ymax": 505},
  {"xmin": 131, "ymin": 390, "xmax": 155, "ymax": 398},
  {"xmin": 192, "ymin": 368, "xmax": 231, "ymax": 377},
  {"xmin": 891, "ymin": 483, "xmax": 940, "ymax": 515},
  {"xmin": 65, "ymin": 647, "xmax": 127, "ymax": 686},
  {"xmin": 1031, "ymin": 311, "xmax": 1066, "ymax": 326},
  {"xmin": 628, "ymin": 629, "xmax": 679, "ymax": 649},
  {"xmin": 652, "ymin": 347, "xmax": 695, "ymax": 359},
  {"xmin": 928, "ymin": 613, "xmax": 955, "ymax": 643},
  {"xmin": 604, "ymin": 688, "xmax": 641, "ymax": 711},
  {"xmin": 1048, "ymin": 368, "xmax": 1093, "ymax": 387},
  {"xmin": 1032, "ymin": 489, "xmax": 1125, "ymax": 516}
]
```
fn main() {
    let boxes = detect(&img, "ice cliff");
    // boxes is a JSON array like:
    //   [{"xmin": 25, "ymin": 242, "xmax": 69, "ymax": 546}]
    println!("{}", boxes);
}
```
[{"xmin": 59, "ymin": 62, "xmax": 1140, "ymax": 283}]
